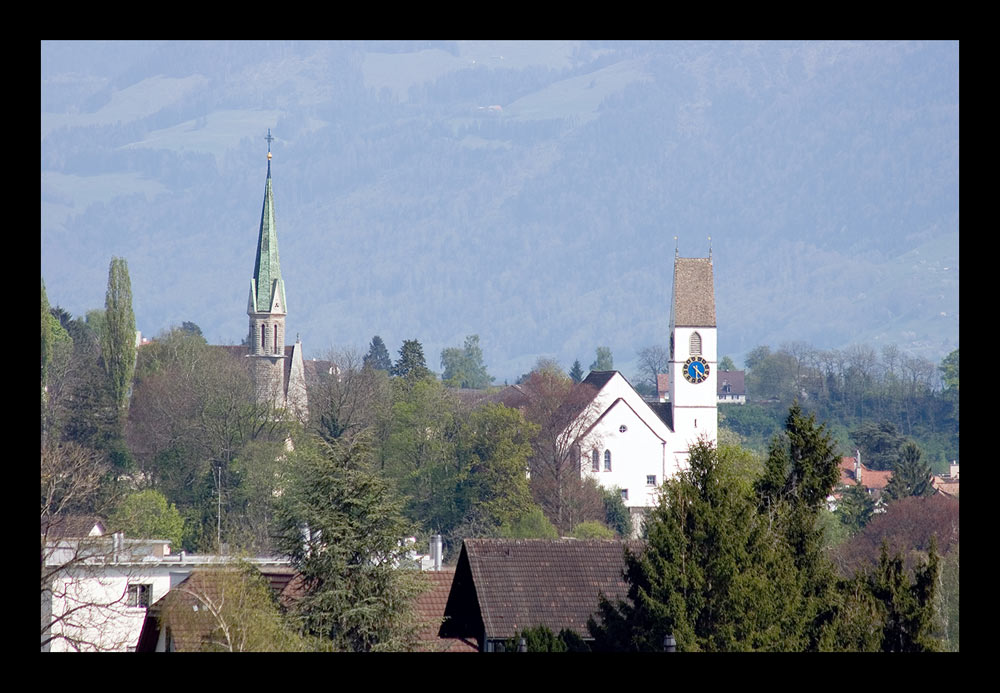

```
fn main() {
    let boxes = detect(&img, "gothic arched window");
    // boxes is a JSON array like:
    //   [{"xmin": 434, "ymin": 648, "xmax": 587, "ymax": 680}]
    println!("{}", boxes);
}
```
[
  {"xmin": 274, "ymin": 325, "xmax": 278, "ymax": 354},
  {"xmin": 592, "ymin": 449, "xmax": 600, "ymax": 472},
  {"xmin": 261, "ymin": 324, "xmax": 267, "ymax": 351},
  {"xmin": 604, "ymin": 449, "xmax": 612, "ymax": 472},
  {"xmin": 690, "ymin": 332, "xmax": 702, "ymax": 356}
]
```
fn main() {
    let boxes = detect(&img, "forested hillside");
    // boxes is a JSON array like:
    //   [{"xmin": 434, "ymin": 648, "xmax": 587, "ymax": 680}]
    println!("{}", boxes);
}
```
[{"xmin": 41, "ymin": 41, "xmax": 958, "ymax": 381}]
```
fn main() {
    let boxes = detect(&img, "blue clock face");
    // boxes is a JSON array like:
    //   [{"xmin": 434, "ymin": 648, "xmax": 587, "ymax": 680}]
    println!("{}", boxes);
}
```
[{"xmin": 683, "ymin": 356, "xmax": 709, "ymax": 384}]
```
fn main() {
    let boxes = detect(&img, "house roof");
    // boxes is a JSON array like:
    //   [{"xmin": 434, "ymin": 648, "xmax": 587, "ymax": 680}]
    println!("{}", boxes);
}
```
[
  {"xmin": 838, "ymin": 457, "xmax": 893, "ymax": 490},
  {"xmin": 40, "ymin": 515, "xmax": 105, "ymax": 539},
  {"xmin": 672, "ymin": 257, "xmax": 716, "ymax": 327},
  {"xmin": 413, "ymin": 569, "xmax": 479, "ymax": 652},
  {"xmin": 136, "ymin": 566, "xmax": 303, "ymax": 652},
  {"xmin": 932, "ymin": 475, "xmax": 960, "ymax": 498},
  {"xmin": 441, "ymin": 538, "xmax": 642, "ymax": 643}
]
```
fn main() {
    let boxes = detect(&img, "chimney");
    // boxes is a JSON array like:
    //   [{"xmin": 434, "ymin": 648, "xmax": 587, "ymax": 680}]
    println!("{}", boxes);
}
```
[{"xmin": 430, "ymin": 534, "xmax": 442, "ymax": 571}]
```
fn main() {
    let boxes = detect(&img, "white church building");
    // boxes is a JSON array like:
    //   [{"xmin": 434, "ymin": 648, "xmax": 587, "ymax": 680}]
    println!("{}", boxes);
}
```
[{"xmin": 574, "ymin": 255, "xmax": 718, "ymax": 532}]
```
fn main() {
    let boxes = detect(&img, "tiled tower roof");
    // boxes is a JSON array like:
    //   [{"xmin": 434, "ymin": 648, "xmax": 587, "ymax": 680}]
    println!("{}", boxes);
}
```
[{"xmin": 672, "ymin": 257, "xmax": 715, "ymax": 327}]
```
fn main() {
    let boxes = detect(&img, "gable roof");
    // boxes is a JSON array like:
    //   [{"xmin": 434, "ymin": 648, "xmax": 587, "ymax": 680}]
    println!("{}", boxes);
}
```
[
  {"xmin": 40, "ymin": 515, "xmax": 105, "ymax": 539},
  {"xmin": 412, "ymin": 569, "xmax": 479, "ymax": 652},
  {"xmin": 839, "ymin": 457, "xmax": 893, "ymax": 491},
  {"xmin": 441, "ymin": 538, "xmax": 642, "ymax": 643}
]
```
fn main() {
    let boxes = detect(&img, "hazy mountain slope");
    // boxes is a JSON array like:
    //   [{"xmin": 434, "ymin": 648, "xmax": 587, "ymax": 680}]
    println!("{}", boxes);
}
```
[{"xmin": 41, "ymin": 41, "xmax": 958, "ymax": 382}]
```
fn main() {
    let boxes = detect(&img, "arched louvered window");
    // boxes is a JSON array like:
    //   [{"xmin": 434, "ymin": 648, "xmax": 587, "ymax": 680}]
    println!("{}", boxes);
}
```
[
  {"xmin": 274, "ymin": 325, "xmax": 278, "ymax": 354},
  {"xmin": 604, "ymin": 449, "xmax": 612, "ymax": 471},
  {"xmin": 592, "ymin": 449, "xmax": 600, "ymax": 472},
  {"xmin": 690, "ymin": 332, "xmax": 702, "ymax": 356},
  {"xmin": 261, "ymin": 324, "xmax": 267, "ymax": 351}
]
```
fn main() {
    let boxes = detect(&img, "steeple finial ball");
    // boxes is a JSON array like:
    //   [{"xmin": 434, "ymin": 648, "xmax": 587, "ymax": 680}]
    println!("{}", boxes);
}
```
[{"xmin": 267, "ymin": 151, "xmax": 272, "ymax": 160}]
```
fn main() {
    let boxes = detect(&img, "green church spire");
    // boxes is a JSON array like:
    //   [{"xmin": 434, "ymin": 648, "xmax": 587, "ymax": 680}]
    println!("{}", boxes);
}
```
[{"xmin": 250, "ymin": 129, "xmax": 287, "ymax": 315}]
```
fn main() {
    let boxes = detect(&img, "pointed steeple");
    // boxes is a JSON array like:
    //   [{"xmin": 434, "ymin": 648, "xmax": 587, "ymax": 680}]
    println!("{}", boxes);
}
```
[{"xmin": 250, "ymin": 129, "xmax": 287, "ymax": 315}]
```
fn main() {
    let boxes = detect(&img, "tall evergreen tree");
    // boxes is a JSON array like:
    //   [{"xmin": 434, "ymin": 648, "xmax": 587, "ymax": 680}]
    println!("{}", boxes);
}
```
[
  {"xmin": 568, "ymin": 360, "xmax": 584, "ymax": 384},
  {"xmin": 391, "ymin": 339, "xmax": 432, "ymax": 380},
  {"xmin": 273, "ymin": 434, "xmax": 426, "ymax": 651},
  {"xmin": 363, "ymin": 335, "xmax": 392, "ymax": 372},
  {"xmin": 588, "ymin": 442, "xmax": 803, "ymax": 651},
  {"xmin": 755, "ymin": 403, "xmax": 842, "ymax": 648},
  {"xmin": 100, "ymin": 257, "xmax": 136, "ymax": 424},
  {"xmin": 885, "ymin": 441, "xmax": 933, "ymax": 501}
]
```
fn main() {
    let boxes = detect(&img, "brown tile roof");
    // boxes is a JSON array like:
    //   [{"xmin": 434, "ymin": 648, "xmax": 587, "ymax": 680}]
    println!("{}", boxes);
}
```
[
  {"xmin": 839, "ymin": 457, "xmax": 892, "ymax": 490},
  {"xmin": 443, "ymin": 538, "xmax": 642, "ymax": 643},
  {"xmin": 672, "ymin": 257, "xmax": 716, "ymax": 327},
  {"xmin": 413, "ymin": 569, "xmax": 479, "ymax": 652},
  {"xmin": 932, "ymin": 476, "xmax": 960, "ymax": 498}
]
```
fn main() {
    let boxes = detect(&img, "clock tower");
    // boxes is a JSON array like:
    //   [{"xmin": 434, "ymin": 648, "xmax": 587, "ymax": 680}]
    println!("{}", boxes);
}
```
[{"xmin": 668, "ymin": 253, "xmax": 718, "ymax": 463}]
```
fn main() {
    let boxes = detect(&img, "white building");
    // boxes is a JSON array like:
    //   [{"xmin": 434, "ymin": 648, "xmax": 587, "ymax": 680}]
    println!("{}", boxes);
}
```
[
  {"xmin": 575, "ymin": 255, "xmax": 718, "ymax": 533},
  {"xmin": 41, "ymin": 520, "xmax": 289, "ymax": 652}
]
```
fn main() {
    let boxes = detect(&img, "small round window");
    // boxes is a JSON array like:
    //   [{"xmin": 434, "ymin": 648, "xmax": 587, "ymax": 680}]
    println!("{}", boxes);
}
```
[{"xmin": 619, "ymin": 425, "xmax": 627, "ymax": 433}]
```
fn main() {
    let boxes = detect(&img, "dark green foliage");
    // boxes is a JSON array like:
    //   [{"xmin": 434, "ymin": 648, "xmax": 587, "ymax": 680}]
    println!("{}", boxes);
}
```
[
  {"xmin": 601, "ymin": 486, "xmax": 633, "ymax": 538},
  {"xmin": 504, "ymin": 625, "xmax": 588, "ymax": 652},
  {"xmin": 101, "ymin": 256, "xmax": 136, "ymax": 424},
  {"xmin": 180, "ymin": 321, "xmax": 203, "ymax": 338},
  {"xmin": 589, "ymin": 406, "xmax": 944, "ymax": 652},
  {"xmin": 885, "ymin": 441, "xmax": 933, "ymax": 501},
  {"xmin": 391, "ymin": 339, "xmax": 432, "ymax": 380},
  {"xmin": 589, "ymin": 441, "xmax": 803, "ymax": 652},
  {"xmin": 568, "ymin": 359, "xmax": 584, "ymax": 384},
  {"xmin": 273, "ymin": 434, "xmax": 426, "ymax": 651},
  {"xmin": 836, "ymin": 482, "xmax": 876, "ymax": 535},
  {"xmin": 719, "ymin": 355, "xmax": 736, "ymax": 371},
  {"xmin": 363, "ymin": 335, "xmax": 392, "ymax": 372},
  {"xmin": 440, "ymin": 334, "xmax": 494, "ymax": 389},
  {"xmin": 851, "ymin": 421, "xmax": 906, "ymax": 471},
  {"xmin": 868, "ymin": 538, "xmax": 940, "ymax": 652}
]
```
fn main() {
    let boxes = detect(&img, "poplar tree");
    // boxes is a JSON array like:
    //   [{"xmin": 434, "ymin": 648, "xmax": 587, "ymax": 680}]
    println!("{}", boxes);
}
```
[{"xmin": 101, "ymin": 257, "xmax": 136, "ymax": 423}]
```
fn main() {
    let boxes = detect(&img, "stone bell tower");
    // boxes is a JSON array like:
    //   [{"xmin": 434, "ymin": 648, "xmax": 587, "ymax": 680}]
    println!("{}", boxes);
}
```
[
  {"xmin": 668, "ymin": 246, "xmax": 718, "ymax": 463},
  {"xmin": 247, "ymin": 129, "xmax": 289, "ymax": 410}
]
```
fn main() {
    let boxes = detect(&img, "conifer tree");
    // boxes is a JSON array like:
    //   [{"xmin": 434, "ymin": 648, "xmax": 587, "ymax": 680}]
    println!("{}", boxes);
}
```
[
  {"xmin": 363, "ymin": 335, "xmax": 392, "ymax": 372},
  {"xmin": 391, "ymin": 339, "xmax": 432, "ymax": 380},
  {"xmin": 273, "ymin": 434, "xmax": 426, "ymax": 651},
  {"xmin": 885, "ymin": 441, "xmax": 934, "ymax": 501},
  {"xmin": 100, "ymin": 257, "xmax": 136, "ymax": 424},
  {"xmin": 568, "ymin": 360, "xmax": 584, "ymax": 384}
]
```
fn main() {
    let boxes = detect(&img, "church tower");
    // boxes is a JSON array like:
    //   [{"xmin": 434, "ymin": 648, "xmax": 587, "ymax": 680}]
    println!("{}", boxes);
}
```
[
  {"xmin": 247, "ymin": 130, "xmax": 290, "ymax": 410},
  {"xmin": 668, "ymin": 250, "xmax": 718, "ymax": 462}
]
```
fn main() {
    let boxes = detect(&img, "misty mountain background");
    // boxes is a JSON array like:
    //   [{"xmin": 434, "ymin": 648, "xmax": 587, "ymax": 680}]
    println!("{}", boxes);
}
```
[{"xmin": 41, "ymin": 40, "xmax": 959, "ymax": 384}]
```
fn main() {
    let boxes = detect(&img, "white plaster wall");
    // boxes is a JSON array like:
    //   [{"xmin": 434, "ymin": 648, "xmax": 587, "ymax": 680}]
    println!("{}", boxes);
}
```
[{"xmin": 45, "ymin": 565, "xmax": 179, "ymax": 652}]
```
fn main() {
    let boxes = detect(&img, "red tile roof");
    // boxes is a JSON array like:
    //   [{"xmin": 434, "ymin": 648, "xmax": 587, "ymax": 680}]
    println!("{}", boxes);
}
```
[
  {"xmin": 839, "ymin": 457, "xmax": 892, "ymax": 490},
  {"xmin": 413, "ymin": 569, "xmax": 478, "ymax": 652}
]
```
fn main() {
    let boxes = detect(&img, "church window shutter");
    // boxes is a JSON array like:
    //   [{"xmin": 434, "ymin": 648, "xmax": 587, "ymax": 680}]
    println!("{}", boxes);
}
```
[{"xmin": 690, "ymin": 332, "xmax": 702, "ymax": 356}]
